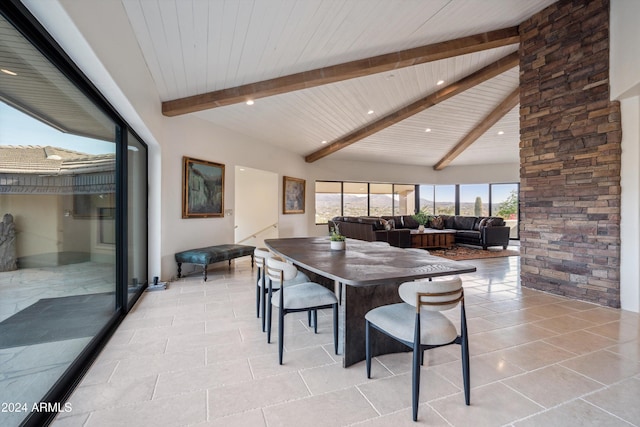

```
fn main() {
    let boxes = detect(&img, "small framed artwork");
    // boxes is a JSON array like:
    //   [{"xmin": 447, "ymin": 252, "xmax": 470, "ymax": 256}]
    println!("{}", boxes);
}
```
[
  {"xmin": 283, "ymin": 176, "xmax": 305, "ymax": 214},
  {"xmin": 182, "ymin": 156, "xmax": 225, "ymax": 218}
]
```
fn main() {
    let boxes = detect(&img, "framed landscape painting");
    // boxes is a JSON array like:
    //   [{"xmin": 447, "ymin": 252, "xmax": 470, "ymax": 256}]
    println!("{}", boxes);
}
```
[
  {"xmin": 182, "ymin": 156, "xmax": 225, "ymax": 218},
  {"xmin": 283, "ymin": 176, "xmax": 305, "ymax": 214}
]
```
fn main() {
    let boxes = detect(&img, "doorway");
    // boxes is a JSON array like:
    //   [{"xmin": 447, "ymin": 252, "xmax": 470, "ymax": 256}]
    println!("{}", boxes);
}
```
[{"xmin": 234, "ymin": 166, "xmax": 279, "ymax": 248}]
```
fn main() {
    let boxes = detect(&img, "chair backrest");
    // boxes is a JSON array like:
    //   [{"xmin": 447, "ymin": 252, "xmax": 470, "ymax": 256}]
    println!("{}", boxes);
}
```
[
  {"xmin": 254, "ymin": 247, "xmax": 274, "ymax": 269},
  {"xmin": 266, "ymin": 256, "xmax": 299, "ymax": 283},
  {"xmin": 398, "ymin": 276, "xmax": 463, "ymax": 312}
]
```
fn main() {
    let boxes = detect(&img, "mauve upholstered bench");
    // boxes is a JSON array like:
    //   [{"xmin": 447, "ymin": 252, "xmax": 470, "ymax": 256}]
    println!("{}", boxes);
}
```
[{"xmin": 175, "ymin": 244, "xmax": 255, "ymax": 281}]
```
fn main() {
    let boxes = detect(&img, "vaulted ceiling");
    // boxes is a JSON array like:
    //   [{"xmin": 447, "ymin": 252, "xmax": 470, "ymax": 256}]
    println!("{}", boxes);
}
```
[{"xmin": 122, "ymin": 0, "xmax": 557, "ymax": 168}]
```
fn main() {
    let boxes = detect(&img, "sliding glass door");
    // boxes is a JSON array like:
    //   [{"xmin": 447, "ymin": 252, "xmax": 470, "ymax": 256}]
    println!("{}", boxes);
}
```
[{"xmin": 0, "ymin": 3, "xmax": 147, "ymax": 426}]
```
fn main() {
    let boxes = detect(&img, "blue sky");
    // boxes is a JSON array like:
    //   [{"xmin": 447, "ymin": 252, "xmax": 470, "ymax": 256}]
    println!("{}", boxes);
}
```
[
  {"xmin": 422, "ymin": 183, "xmax": 517, "ymax": 203},
  {"xmin": 0, "ymin": 102, "xmax": 114, "ymax": 155}
]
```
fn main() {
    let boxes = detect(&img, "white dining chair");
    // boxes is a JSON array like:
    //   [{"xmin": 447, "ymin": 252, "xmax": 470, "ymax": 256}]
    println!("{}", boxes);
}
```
[
  {"xmin": 265, "ymin": 257, "xmax": 339, "ymax": 364},
  {"xmin": 365, "ymin": 276, "xmax": 469, "ymax": 421},
  {"xmin": 254, "ymin": 249, "xmax": 308, "ymax": 332}
]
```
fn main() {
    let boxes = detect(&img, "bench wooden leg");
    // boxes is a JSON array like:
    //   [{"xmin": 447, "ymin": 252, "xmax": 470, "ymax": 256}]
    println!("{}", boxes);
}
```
[{"xmin": 177, "ymin": 263, "xmax": 182, "ymax": 278}]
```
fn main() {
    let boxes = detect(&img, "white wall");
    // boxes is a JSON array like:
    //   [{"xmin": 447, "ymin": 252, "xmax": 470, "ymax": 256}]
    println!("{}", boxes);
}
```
[
  {"xmin": 158, "ymin": 115, "xmax": 311, "ymax": 279},
  {"xmin": 234, "ymin": 166, "xmax": 279, "ymax": 248},
  {"xmin": 308, "ymin": 159, "xmax": 519, "ymax": 186},
  {"xmin": 611, "ymin": 0, "xmax": 640, "ymax": 100},
  {"xmin": 619, "ymin": 98, "xmax": 640, "ymax": 312},
  {"xmin": 611, "ymin": 0, "xmax": 640, "ymax": 313},
  {"xmin": 0, "ymin": 195, "xmax": 60, "ymax": 257}
]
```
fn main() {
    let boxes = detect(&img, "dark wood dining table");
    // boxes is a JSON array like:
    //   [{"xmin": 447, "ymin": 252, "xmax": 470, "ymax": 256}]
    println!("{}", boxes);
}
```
[{"xmin": 264, "ymin": 237, "xmax": 477, "ymax": 367}]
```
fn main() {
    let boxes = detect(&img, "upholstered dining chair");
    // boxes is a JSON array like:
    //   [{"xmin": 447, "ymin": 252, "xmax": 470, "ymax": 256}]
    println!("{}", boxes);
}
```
[
  {"xmin": 265, "ymin": 257, "xmax": 339, "ymax": 364},
  {"xmin": 254, "ymin": 249, "xmax": 309, "ymax": 332},
  {"xmin": 365, "ymin": 276, "xmax": 469, "ymax": 421}
]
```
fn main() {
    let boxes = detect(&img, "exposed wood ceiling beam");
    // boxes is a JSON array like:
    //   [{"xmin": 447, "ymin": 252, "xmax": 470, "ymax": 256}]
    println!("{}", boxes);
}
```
[
  {"xmin": 162, "ymin": 27, "xmax": 520, "ymax": 116},
  {"xmin": 305, "ymin": 51, "xmax": 519, "ymax": 163},
  {"xmin": 433, "ymin": 87, "xmax": 520, "ymax": 171}
]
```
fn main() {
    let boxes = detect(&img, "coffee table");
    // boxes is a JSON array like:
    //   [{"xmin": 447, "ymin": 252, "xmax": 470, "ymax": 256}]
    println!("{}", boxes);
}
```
[{"xmin": 410, "ymin": 229, "xmax": 456, "ymax": 249}]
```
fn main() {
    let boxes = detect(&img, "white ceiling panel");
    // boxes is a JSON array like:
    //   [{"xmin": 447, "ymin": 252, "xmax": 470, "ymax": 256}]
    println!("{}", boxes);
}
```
[{"xmin": 117, "ymin": 0, "xmax": 558, "ymax": 168}]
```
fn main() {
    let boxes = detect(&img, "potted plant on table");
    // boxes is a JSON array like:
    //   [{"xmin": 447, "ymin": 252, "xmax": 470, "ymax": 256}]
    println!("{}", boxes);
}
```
[
  {"xmin": 411, "ymin": 212, "xmax": 433, "ymax": 232},
  {"xmin": 329, "ymin": 222, "xmax": 346, "ymax": 250}
]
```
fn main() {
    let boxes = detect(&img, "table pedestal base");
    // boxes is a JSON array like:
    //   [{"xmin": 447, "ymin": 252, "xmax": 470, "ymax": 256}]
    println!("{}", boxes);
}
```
[{"xmin": 343, "ymin": 282, "xmax": 407, "ymax": 367}]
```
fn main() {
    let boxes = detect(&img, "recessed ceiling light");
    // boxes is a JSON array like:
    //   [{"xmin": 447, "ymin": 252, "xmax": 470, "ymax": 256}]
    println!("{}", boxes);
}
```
[
  {"xmin": 246, "ymin": 100, "xmax": 254, "ymax": 105},
  {"xmin": 497, "ymin": 131, "xmax": 505, "ymax": 135},
  {"xmin": 436, "ymin": 80, "xmax": 444, "ymax": 85},
  {"xmin": 367, "ymin": 110, "xmax": 374, "ymax": 115},
  {"xmin": 425, "ymin": 128, "xmax": 431, "ymax": 132},
  {"xmin": 321, "ymin": 140, "xmax": 327, "ymax": 144},
  {"xmin": 1, "ymin": 69, "xmax": 17, "ymax": 76},
  {"xmin": 240, "ymin": 168, "xmax": 245, "ymax": 171}
]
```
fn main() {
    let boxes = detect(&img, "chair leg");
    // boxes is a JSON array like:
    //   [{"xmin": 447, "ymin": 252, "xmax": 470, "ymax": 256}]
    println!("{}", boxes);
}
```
[
  {"xmin": 278, "ymin": 307, "xmax": 285, "ymax": 365},
  {"xmin": 412, "ymin": 344, "xmax": 421, "ymax": 422},
  {"xmin": 262, "ymin": 287, "xmax": 268, "ymax": 332},
  {"xmin": 255, "ymin": 268, "xmax": 261, "ymax": 318},
  {"xmin": 412, "ymin": 313, "xmax": 421, "ymax": 422},
  {"xmin": 313, "ymin": 310, "xmax": 318, "ymax": 334},
  {"xmin": 365, "ymin": 320, "xmax": 372, "ymax": 378},
  {"xmin": 266, "ymin": 294, "xmax": 273, "ymax": 343},
  {"xmin": 307, "ymin": 310, "xmax": 312, "ymax": 327},
  {"xmin": 332, "ymin": 303, "xmax": 338, "ymax": 354},
  {"xmin": 461, "ymin": 305, "xmax": 470, "ymax": 405},
  {"xmin": 462, "ymin": 334, "xmax": 470, "ymax": 406}
]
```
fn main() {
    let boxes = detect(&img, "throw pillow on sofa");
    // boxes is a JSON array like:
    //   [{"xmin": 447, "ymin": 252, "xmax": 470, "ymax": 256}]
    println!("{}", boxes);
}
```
[
  {"xmin": 430, "ymin": 216, "xmax": 444, "ymax": 230},
  {"xmin": 380, "ymin": 218, "xmax": 395, "ymax": 230},
  {"xmin": 485, "ymin": 217, "xmax": 505, "ymax": 227}
]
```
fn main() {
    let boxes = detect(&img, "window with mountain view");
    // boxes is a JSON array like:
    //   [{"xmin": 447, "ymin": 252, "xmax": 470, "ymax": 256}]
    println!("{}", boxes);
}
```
[
  {"xmin": 434, "ymin": 185, "xmax": 456, "ymax": 215},
  {"xmin": 418, "ymin": 185, "xmax": 435, "ymax": 215},
  {"xmin": 343, "ymin": 182, "xmax": 368, "ymax": 217},
  {"xmin": 369, "ymin": 183, "xmax": 393, "ymax": 216},
  {"xmin": 393, "ymin": 184, "xmax": 416, "ymax": 215},
  {"xmin": 491, "ymin": 183, "xmax": 519, "ymax": 238},
  {"xmin": 315, "ymin": 181, "xmax": 341, "ymax": 224},
  {"xmin": 315, "ymin": 181, "xmax": 519, "ymax": 239},
  {"xmin": 460, "ymin": 184, "xmax": 489, "ymax": 216}
]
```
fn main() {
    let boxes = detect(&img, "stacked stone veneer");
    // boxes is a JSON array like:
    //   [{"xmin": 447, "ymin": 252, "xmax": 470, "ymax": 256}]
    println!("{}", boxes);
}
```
[{"xmin": 519, "ymin": 0, "xmax": 621, "ymax": 307}]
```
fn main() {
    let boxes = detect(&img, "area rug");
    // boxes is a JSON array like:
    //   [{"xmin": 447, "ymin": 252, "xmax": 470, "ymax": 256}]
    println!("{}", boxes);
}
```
[
  {"xmin": 0, "ymin": 293, "xmax": 114, "ymax": 349},
  {"xmin": 429, "ymin": 245, "xmax": 520, "ymax": 261}
]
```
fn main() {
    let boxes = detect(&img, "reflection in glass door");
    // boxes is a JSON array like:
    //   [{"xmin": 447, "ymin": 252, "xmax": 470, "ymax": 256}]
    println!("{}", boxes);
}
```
[
  {"xmin": 0, "ymin": 12, "xmax": 118, "ymax": 427},
  {"xmin": 127, "ymin": 132, "xmax": 148, "ymax": 306}
]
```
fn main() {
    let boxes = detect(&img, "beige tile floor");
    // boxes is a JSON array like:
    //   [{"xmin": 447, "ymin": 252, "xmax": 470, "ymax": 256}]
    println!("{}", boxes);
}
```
[{"xmin": 53, "ymin": 255, "xmax": 640, "ymax": 427}]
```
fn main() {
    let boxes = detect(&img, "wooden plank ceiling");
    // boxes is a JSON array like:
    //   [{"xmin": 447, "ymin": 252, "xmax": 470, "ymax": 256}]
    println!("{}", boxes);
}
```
[{"xmin": 122, "ymin": 0, "xmax": 558, "ymax": 168}]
